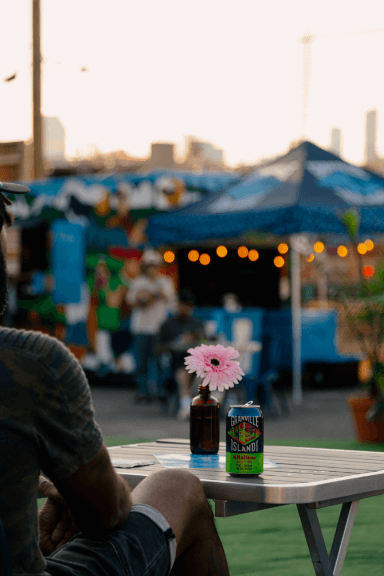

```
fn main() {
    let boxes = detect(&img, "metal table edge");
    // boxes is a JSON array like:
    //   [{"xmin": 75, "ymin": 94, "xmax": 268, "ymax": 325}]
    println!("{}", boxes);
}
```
[{"xmin": 109, "ymin": 442, "xmax": 384, "ymax": 505}]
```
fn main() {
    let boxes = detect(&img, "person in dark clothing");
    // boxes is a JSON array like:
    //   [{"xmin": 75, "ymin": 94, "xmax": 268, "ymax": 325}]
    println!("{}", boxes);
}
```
[{"xmin": 156, "ymin": 289, "xmax": 205, "ymax": 420}]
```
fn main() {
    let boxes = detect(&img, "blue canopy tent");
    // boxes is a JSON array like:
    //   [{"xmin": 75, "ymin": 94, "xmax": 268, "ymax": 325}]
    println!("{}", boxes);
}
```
[
  {"xmin": 147, "ymin": 141, "xmax": 384, "ymax": 403},
  {"xmin": 147, "ymin": 141, "xmax": 384, "ymax": 243}
]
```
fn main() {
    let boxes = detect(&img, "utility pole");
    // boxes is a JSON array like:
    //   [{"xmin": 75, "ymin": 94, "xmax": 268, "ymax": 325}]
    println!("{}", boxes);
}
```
[
  {"xmin": 32, "ymin": 0, "xmax": 43, "ymax": 179},
  {"xmin": 299, "ymin": 34, "xmax": 314, "ymax": 141}
]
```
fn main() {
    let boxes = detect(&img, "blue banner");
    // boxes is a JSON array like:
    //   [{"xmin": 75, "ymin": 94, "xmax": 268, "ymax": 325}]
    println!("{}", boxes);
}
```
[{"xmin": 51, "ymin": 220, "xmax": 86, "ymax": 304}]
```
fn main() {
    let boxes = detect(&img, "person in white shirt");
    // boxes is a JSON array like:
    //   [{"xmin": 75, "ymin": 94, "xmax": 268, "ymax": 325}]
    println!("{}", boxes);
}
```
[{"xmin": 127, "ymin": 250, "xmax": 176, "ymax": 402}]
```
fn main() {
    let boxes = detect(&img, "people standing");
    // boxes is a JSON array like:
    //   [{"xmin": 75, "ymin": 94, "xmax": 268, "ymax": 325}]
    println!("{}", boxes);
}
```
[
  {"xmin": 156, "ymin": 288, "xmax": 205, "ymax": 419},
  {"xmin": 87, "ymin": 256, "xmax": 121, "ymax": 375},
  {"xmin": 110, "ymin": 256, "xmax": 140, "ymax": 373},
  {"xmin": 127, "ymin": 250, "xmax": 176, "ymax": 402}
]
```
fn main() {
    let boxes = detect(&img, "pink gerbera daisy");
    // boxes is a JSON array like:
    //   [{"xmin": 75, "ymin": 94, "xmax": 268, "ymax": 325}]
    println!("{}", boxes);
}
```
[{"xmin": 184, "ymin": 344, "xmax": 245, "ymax": 392}]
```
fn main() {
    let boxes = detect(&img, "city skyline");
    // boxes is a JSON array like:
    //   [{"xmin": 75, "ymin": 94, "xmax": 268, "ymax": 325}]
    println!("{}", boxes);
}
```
[{"xmin": 1, "ymin": 0, "xmax": 384, "ymax": 168}]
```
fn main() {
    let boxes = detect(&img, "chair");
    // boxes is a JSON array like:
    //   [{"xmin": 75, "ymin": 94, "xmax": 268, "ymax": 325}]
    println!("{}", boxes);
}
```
[
  {"xmin": 0, "ymin": 519, "xmax": 12, "ymax": 576},
  {"xmin": 192, "ymin": 308, "xmax": 226, "ymax": 340},
  {"xmin": 221, "ymin": 310, "xmax": 264, "ymax": 409},
  {"xmin": 257, "ymin": 330, "xmax": 290, "ymax": 417},
  {"xmin": 157, "ymin": 351, "xmax": 180, "ymax": 415},
  {"xmin": 155, "ymin": 308, "xmax": 225, "ymax": 415}
]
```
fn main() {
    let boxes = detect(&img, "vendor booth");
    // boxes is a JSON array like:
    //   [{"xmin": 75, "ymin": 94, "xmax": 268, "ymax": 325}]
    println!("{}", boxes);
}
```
[
  {"xmin": 6, "ymin": 169, "xmax": 240, "ymax": 373},
  {"xmin": 147, "ymin": 141, "xmax": 384, "ymax": 402}
]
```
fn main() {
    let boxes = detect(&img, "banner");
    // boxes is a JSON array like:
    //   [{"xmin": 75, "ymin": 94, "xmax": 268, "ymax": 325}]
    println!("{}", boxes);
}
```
[{"xmin": 51, "ymin": 220, "xmax": 86, "ymax": 304}]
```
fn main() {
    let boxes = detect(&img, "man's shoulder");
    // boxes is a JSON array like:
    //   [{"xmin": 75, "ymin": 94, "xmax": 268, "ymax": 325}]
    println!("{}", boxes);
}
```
[{"xmin": 0, "ymin": 327, "xmax": 77, "ymax": 367}]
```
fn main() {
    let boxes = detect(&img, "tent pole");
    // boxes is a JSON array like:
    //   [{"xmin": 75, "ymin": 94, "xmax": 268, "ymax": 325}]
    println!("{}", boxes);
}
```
[{"xmin": 291, "ymin": 245, "xmax": 302, "ymax": 404}]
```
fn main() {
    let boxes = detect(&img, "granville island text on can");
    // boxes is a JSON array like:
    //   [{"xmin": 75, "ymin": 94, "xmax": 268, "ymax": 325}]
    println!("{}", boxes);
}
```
[{"xmin": 226, "ymin": 404, "xmax": 263, "ymax": 476}]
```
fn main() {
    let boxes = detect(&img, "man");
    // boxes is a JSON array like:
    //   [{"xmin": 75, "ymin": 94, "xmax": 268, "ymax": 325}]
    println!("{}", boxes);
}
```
[
  {"xmin": 127, "ymin": 249, "xmax": 177, "ymax": 402},
  {"xmin": 0, "ymin": 182, "xmax": 229, "ymax": 576},
  {"xmin": 156, "ymin": 289, "xmax": 205, "ymax": 420}
]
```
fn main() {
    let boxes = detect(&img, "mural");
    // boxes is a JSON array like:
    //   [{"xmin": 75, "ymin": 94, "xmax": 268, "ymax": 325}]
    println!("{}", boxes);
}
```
[{"xmin": 6, "ymin": 170, "xmax": 238, "ymax": 374}]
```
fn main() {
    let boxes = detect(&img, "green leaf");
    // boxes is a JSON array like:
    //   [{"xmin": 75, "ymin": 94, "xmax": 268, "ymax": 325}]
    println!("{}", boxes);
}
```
[{"xmin": 340, "ymin": 209, "xmax": 360, "ymax": 239}]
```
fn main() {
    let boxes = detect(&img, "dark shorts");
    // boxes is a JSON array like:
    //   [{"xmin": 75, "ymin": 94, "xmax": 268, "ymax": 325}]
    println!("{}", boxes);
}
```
[{"xmin": 45, "ymin": 504, "xmax": 177, "ymax": 576}]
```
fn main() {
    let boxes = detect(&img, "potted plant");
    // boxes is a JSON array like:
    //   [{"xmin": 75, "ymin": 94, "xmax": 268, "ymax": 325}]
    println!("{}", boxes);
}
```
[
  {"xmin": 331, "ymin": 210, "xmax": 384, "ymax": 442},
  {"xmin": 341, "ymin": 293, "xmax": 384, "ymax": 443}
]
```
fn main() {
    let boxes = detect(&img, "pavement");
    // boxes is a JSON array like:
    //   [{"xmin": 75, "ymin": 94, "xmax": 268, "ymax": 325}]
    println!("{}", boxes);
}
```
[{"xmin": 89, "ymin": 381, "xmax": 361, "ymax": 442}]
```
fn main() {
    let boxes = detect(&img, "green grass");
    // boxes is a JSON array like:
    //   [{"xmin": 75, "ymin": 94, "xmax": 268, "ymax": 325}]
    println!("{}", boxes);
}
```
[{"xmin": 41, "ymin": 437, "xmax": 384, "ymax": 575}]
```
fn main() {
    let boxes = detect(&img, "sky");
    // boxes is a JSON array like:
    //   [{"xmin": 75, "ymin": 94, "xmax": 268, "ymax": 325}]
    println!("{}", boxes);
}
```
[{"xmin": 1, "ymin": 0, "xmax": 384, "ymax": 167}]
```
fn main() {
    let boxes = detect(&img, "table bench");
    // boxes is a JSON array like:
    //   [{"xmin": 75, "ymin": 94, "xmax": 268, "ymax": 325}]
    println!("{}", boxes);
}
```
[{"xmin": 108, "ymin": 438, "xmax": 384, "ymax": 576}]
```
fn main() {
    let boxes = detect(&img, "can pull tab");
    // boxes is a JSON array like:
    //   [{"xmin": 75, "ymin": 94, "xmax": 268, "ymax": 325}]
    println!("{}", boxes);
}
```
[{"xmin": 243, "ymin": 401, "xmax": 253, "ymax": 407}]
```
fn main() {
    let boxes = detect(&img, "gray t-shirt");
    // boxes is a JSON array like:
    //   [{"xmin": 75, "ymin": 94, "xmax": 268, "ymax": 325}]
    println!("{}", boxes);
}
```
[{"xmin": 0, "ymin": 327, "xmax": 104, "ymax": 576}]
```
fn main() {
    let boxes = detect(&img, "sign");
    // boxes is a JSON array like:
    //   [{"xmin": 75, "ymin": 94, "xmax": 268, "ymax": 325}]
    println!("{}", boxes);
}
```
[{"xmin": 51, "ymin": 220, "xmax": 86, "ymax": 304}]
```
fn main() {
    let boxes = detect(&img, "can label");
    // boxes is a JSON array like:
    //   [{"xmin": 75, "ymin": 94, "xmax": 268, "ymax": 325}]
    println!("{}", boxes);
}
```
[{"xmin": 226, "ymin": 408, "xmax": 263, "ymax": 474}]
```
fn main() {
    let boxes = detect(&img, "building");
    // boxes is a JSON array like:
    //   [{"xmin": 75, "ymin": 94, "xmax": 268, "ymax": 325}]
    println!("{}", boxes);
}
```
[
  {"xmin": 365, "ymin": 110, "xmax": 377, "ymax": 166},
  {"xmin": 330, "ymin": 128, "xmax": 342, "ymax": 156},
  {"xmin": 362, "ymin": 110, "xmax": 384, "ymax": 176},
  {"xmin": 0, "ymin": 141, "xmax": 33, "ymax": 181},
  {"xmin": 184, "ymin": 137, "xmax": 224, "ymax": 170},
  {"xmin": 43, "ymin": 116, "xmax": 66, "ymax": 162},
  {"xmin": 147, "ymin": 142, "xmax": 176, "ymax": 169}
]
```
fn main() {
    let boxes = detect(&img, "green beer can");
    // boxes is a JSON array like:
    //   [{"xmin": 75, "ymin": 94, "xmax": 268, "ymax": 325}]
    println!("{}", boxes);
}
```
[{"xmin": 226, "ymin": 402, "xmax": 263, "ymax": 476}]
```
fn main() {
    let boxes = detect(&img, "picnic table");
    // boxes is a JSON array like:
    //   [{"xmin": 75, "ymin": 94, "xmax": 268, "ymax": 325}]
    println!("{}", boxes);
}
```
[{"xmin": 108, "ymin": 438, "xmax": 384, "ymax": 576}]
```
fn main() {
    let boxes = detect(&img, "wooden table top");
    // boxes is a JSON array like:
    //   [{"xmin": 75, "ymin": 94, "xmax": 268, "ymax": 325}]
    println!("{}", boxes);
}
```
[{"xmin": 108, "ymin": 439, "xmax": 384, "ymax": 506}]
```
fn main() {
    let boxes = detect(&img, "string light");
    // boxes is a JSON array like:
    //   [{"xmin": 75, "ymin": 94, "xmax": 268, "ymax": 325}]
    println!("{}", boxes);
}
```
[
  {"xmin": 362, "ymin": 265, "xmax": 375, "ymax": 278},
  {"xmin": 199, "ymin": 253, "xmax": 210, "ymax": 265},
  {"xmin": 365, "ymin": 239, "xmax": 374, "ymax": 251},
  {"xmin": 337, "ymin": 246, "xmax": 348, "ymax": 257},
  {"xmin": 216, "ymin": 245, "xmax": 228, "ymax": 258},
  {"xmin": 278, "ymin": 243, "xmax": 289, "ymax": 254},
  {"xmin": 357, "ymin": 243, "xmax": 368, "ymax": 255},
  {"xmin": 274, "ymin": 256, "xmax": 285, "ymax": 268},
  {"xmin": 307, "ymin": 254, "xmax": 314, "ymax": 262},
  {"xmin": 163, "ymin": 251, "xmax": 175, "ymax": 263},
  {"xmin": 237, "ymin": 246, "xmax": 249, "ymax": 258},
  {"xmin": 188, "ymin": 250, "xmax": 199, "ymax": 262},
  {"xmin": 248, "ymin": 249, "xmax": 259, "ymax": 261},
  {"xmin": 314, "ymin": 241, "xmax": 324, "ymax": 253}
]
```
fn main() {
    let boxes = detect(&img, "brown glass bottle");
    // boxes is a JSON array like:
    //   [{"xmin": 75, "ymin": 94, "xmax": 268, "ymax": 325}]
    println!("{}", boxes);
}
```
[{"xmin": 190, "ymin": 385, "xmax": 220, "ymax": 454}]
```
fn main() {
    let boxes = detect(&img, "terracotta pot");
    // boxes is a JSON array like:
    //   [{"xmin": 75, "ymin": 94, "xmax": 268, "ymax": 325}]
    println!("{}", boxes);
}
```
[{"xmin": 346, "ymin": 393, "xmax": 384, "ymax": 443}]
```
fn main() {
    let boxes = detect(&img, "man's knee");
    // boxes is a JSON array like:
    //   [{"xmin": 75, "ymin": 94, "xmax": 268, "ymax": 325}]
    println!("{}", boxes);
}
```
[
  {"xmin": 130, "ymin": 469, "xmax": 211, "ymax": 546},
  {"xmin": 131, "ymin": 468, "xmax": 209, "ymax": 518},
  {"xmin": 148, "ymin": 468, "xmax": 204, "ymax": 501}
]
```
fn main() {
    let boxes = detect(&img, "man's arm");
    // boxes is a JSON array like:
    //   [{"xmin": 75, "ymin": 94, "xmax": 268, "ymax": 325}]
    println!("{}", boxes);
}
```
[{"xmin": 50, "ymin": 442, "xmax": 131, "ymax": 536}]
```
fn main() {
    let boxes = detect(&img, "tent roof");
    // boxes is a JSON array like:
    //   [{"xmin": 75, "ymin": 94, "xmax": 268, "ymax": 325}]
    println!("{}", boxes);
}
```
[{"xmin": 147, "ymin": 141, "xmax": 384, "ymax": 245}]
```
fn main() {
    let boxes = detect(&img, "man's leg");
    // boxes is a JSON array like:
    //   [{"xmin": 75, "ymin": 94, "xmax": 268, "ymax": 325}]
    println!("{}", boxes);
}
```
[{"xmin": 130, "ymin": 468, "xmax": 230, "ymax": 576}]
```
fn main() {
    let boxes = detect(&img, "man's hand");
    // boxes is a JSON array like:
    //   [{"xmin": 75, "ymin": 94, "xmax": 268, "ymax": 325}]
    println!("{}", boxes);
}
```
[{"xmin": 38, "ymin": 477, "xmax": 80, "ymax": 557}]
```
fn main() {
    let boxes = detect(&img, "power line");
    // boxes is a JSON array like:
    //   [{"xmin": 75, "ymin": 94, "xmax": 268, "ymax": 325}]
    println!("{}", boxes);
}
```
[
  {"xmin": 298, "ymin": 28, "xmax": 384, "ymax": 44},
  {"xmin": 298, "ymin": 27, "xmax": 384, "ymax": 140},
  {"xmin": 317, "ymin": 27, "xmax": 384, "ymax": 39}
]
